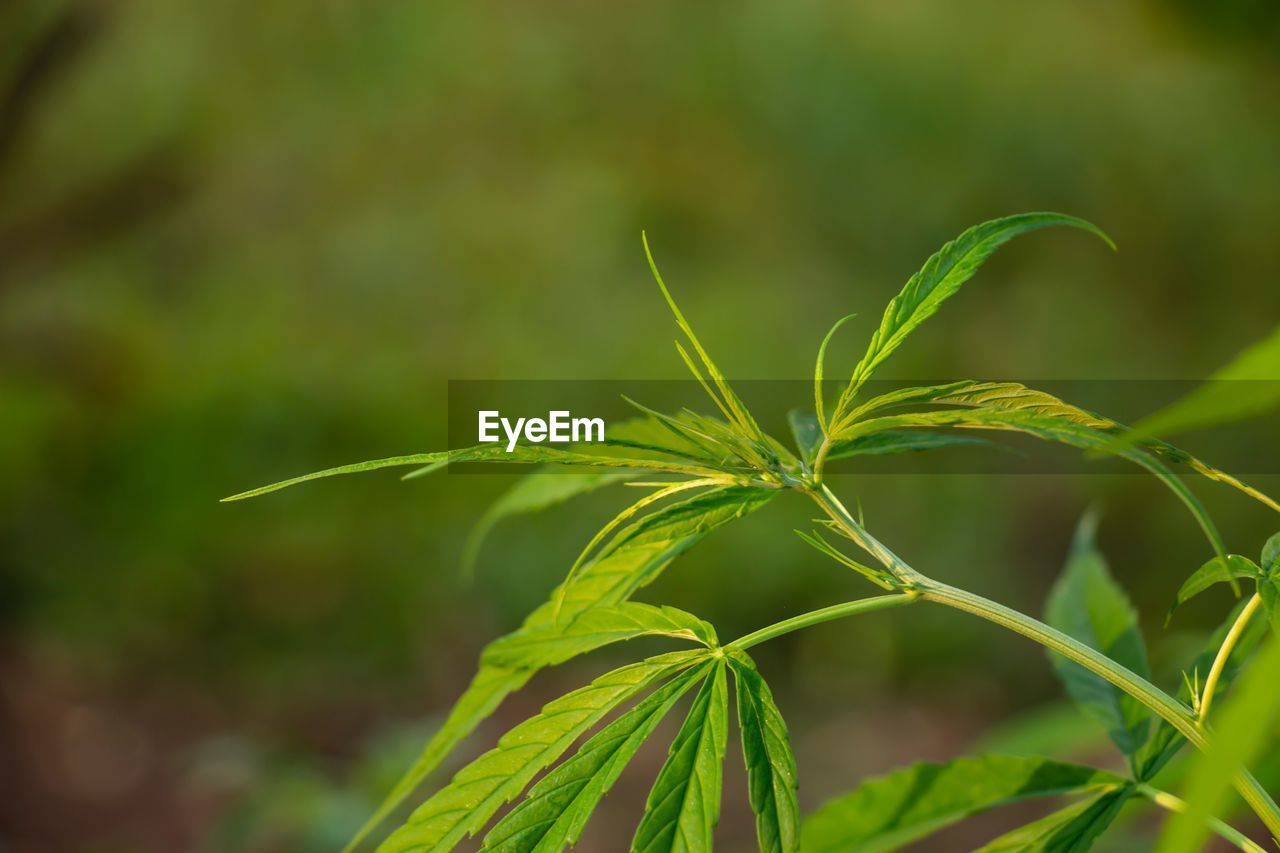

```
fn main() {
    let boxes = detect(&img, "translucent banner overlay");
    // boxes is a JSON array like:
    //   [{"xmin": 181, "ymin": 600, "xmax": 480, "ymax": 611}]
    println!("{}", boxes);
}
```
[{"xmin": 445, "ymin": 380, "xmax": 1279, "ymax": 475}]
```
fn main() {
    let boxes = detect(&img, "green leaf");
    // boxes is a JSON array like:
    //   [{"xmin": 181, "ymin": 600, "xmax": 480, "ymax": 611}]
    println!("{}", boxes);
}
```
[
  {"xmin": 728, "ymin": 650, "xmax": 799, "ymax": 853},
  {"xmin": 224, "ymin": 444, "xmax": 730, "ymax": 502},
  {"xmin": 831, "ymin": 213, "xmax": 1112, "ymax": 424},
  {"xmin": 632, "ymin": 661, "xmax": 729, "ymax": 853},
  {"xmin": 1172, "ymin": 555, "xmax": 1260, "ymax": 612},
  {"xmin": 1263, "ymin": 531, "xmax": 1280, "ymax": 573},
  {"xmin": 480, "ymin": 663, "xmax": 711, "ymax": 853},
  {"xmin": 975, "ymin": 787, "xmax": 1133, "ymax": 853},
  {"xmin": 223, "ymin": 452, "xmax": 447, "ymax": 500},
  {"xmin": 349, "ymin": 487, "xmax": 773, "ymax": 850},
  {"xmin": 380, "ymin": 650, "xmax": 709, "ymax": 852},
  {"xmin": 643, "ymin": 233, "xmax": 767, "ymax": 451},
  {"xmin": 462, "ymin": 470, "xmax": 636, "ymax": 575},
  {"xmin": 787, "ymin": 409, "xmax": 822, "ymax": 463},
  {"xmin": 1136, "ymin": 596, "xmax": 1269, "ymax": 781},
  {"xmin": 840, "ymin": 380, "xmax": 1280, "ymax": 515},
  {"xmin": 1046, "ymin": 514, "xmax": 1152, "ymax": 769},
  {"xmin": 482, "ymin": 603, "xmax": 718, "ymax": 670},
  {"xmin": 832, "ymin": 407, "xmax": 1229, "ymax": 560},
  {"xmin": 801, "ymin": 754, "xmax": 1124, "ymax": 853},
  {"xmin": 1156, "ymin": 636, "xmax": 1280, "ymax": 853},
  {"xmin": 814, "ymin": 313, "xmax": 856, "ymax": 432},
  {"xmin": 826, "ymin": 429, "xmax": 998, "ymax": 460},
  {"xmin": 1128, "ymin": 325, "xmax": 1280, "ymax": 442}
]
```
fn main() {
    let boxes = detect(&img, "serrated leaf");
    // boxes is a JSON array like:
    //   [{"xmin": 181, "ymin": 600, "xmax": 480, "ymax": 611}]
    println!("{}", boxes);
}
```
[
  {"xmin": 801, "ymin": 754, "xmax": 1124, "ymax": 853},
  {"xmin": 225, "ymin": 444, "xmax": 734, "ymax": 502},
  {"xmin": 381, "ymin": 650, "xmax": 709, "ymax": 852},
  {"xmin": 1172, "ymin": 555, "xmax": 1260, "ymax": 612},
  {"xmin": 826, "ymin": 429, "xmax": 998, "ymax": 460},
  {"xmin": 728, "ymin": 651, "xmax": 799, "ymax": 853},
  {"xmin": 1136, "ymin": 596, "xmax": 1269, "ymax": 780},
  {"xmin": 643, "ymin": 233, "xmax": 767, "ymax": 452},
  {"xmin": 831, "ymin": 407, "xmax": 1229, "ymax": 560},
  {"xmin": 463, "ymin": 470, "xmax": 636, "ymax": 574},
  {"xmin": 481, "ymin": 663, "xmax": 711, "ymax": 853},
  {"xmin": 350, "ymin": 487, "xmax": 773, "ymax": 850},
  {"xmin": 482, "ymin": 604, "xmax": 718, "ymax": 670},
  {"xmin": 787, "ymin": 410, "xmax": 822, "ymax": 463},
  {"xmin": 840, "ymin": 380, "xmax": 1280, "ymax": 515},
  {"xmin": 831, "ymin": 213, "xmax": 1111, "ymax": 424},
  {"xmin": 1046, "ymin": 515, "xmax": 1152, "ymax": 769},
  {"xmin": 1128, "ymin": 325, "xmax": 1280, "ymax": 443},
  {"xmin": 632, "ymin": 661, "xmax": 729, "ymax": 853},
  {"xmin": 975, "ymin": 786, "xmax": 1133, "ymax": 853}
]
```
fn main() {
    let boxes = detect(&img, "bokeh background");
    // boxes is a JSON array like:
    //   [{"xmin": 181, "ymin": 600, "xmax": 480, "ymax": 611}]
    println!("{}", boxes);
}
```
[{"xmin": 3, "ymin": 1, "xmax": 1280, "ymax": 850}]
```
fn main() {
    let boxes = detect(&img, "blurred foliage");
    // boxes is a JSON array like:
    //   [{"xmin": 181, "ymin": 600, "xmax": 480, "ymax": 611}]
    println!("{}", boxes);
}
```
[{"xmin": 2, "ymin": 0, "xmax": 1280, "ymax": 849}]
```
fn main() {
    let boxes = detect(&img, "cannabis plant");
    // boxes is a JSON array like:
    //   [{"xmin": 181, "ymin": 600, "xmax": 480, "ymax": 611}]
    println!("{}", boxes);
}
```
[{"xmin": 228, "ymin": 213, "xmax": 1280, "ymax": 851}]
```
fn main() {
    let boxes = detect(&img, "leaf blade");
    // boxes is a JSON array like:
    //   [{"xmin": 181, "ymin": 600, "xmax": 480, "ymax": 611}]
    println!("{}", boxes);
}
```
[
  {"xmin": 832, "ymin": 213, "xmax": 1112, "ymax": 423},
  {"xmin": 728, "ymin": 651, "xmax": 799, "ymax": 853},
  {"xmin": 631, "ymin": 661, "xmax": 729, "ymax": 853},
  {"xmin": 1046, "ymin": 514, "xmax": 1152, "ymax": 769},
  {"xmin": 801, "ymin": 754, "xmax": 1124, "ymax": 853}
]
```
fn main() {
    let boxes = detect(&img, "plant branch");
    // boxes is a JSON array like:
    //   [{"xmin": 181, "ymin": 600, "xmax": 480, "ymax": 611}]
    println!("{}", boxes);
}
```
[
  {"xmin": 1198, "ymin": 593, "xmax": 1263, "ymax": 724},
  {"xmin": 1137, "ymin": 783, "xmax": 1267, "ymax": 853},
  {"xmin": 805, "ymin": 484, "xmax": 1280, "ymax": 841},
  {"xmin": 727, "ymin": 593, "xmax": 919, "ymax": 651}
]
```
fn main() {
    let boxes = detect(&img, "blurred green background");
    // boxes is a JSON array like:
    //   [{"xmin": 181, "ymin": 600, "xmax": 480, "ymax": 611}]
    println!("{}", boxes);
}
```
[{"xmin": 3, "ymin": 1, "xmax": 1280, "ymax": 850}]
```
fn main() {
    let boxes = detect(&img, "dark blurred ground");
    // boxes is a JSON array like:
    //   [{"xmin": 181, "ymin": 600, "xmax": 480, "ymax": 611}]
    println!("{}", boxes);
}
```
[{"xmin": 2, "ymin": 2, "xmax": 1280, "ymax": 850}]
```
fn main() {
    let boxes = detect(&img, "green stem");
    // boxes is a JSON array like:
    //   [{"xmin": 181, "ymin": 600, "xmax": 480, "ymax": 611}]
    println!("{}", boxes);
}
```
[
  {"xmin": 1137, "ymin": 783, "xmax": 1267, "ymax": 853},
  {"xmin": 806, "ymin": 485, "xmax": 1280, "ymax": 842},
  {"xmin": 728, "ymin": 593, "xmax": 919, "ymax": 651},
  {"xmin": 1198, "ymin": 593, "xmax": 1263, "ymax": 723}
]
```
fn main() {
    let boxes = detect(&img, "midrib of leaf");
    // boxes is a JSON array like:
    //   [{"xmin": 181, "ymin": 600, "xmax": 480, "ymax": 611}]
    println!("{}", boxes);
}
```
[
  {"xmin": 632, "ymin": 661, "xmax": 728, "ymax": 853},
  {"xmin": 728, "ymin": 650, "xmax": 799, "ymax": 853}
]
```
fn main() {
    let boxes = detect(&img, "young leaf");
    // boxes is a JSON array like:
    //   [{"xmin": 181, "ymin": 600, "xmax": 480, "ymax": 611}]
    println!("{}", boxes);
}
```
[
  {"xmin": 1046, "ymin": 514, "xmax": 1153, "ymax": 769},
  {"xmin": 831, "ymin": 213, "xmax": 1112, "ymax": 424},
  {"xmin": 482, "ymin": 603, "xmax": 718, "ymax": 670},
  {"xmin": 1136, "ymin": 596, "xmax": 1269, "ymax": 781},
  {"xmin": 788, "ymin": 409, "xmax": 822, "ymax": 463},
  {"xmin": 794, "ymin": 528, "xmax": 897, "ymax": 590},
  {"xmin": 814, "ymin": 313, "xmax": 856, "ymax": 432},
  {"xmin": 349, "ymin": 487, "xmax": 774, "ymax": 850},
  {"xmin": 728, "ymin": 650, "xmax": 799, "ymax": 853},
  {"xmin": 481, "ymin": 663, "xmax": 712, "ymax": 853},
  {"xmin": 462, "ymin": 470, "xmax": 636, "ymax": 575},
  {"xmin": 1263, "ymin": 531, "xmax": 1280, "ymax": 573},
  {"xmin": 632, "ymin": 661, "xmax": 729, "ymax": 853},
  {"xmin": 801, "ymin": 754, "xmax": 1124, "ymax": 853},
  {"xmin": 380, "ymin": 650, "xmax": 709, "ymax": 852},
  {"xmin": 643, "ymin": 233, "xmax": 767, "ymax": 449},
  {"xmin": 975, "ymin": 786, "xmax": 1133, "ymax": 853},
  {"xmin": 1126, "ymin": 325, "xmax": 1280, "ymax": 443},
  {"xmin": 1171, "ymin": 555, "xmax": 1260, "ymax": 613}
]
